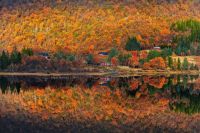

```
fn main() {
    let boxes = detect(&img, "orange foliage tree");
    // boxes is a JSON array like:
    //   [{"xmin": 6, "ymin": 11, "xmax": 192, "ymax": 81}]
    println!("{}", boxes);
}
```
[
  {"xmin": 148, "ymin": 77, "xmax": 167, "ymax": 89},
  {"xmin": 139, "ymin": 50, "xmax": 148, "ymax": 60},
  {"xmin": 143, "ymin": 57, "xmax": 166, "ymax": 70}
]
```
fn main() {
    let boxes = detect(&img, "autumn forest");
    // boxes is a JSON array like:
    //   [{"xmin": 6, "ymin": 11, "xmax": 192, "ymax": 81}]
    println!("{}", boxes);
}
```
[{"xmin": 0, "ymin": 0, "xmax": 200, "ymax": 133}]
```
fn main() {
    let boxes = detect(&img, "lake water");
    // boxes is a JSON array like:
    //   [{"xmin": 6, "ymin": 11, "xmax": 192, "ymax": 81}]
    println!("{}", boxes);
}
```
[{"xmin": 0, "ymin": 75, "xmax": 200, "ymax": 132}]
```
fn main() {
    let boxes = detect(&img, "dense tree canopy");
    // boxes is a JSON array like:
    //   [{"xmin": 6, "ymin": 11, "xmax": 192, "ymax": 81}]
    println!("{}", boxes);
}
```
[{"xmin": 0, "ymin": 0, "xmax": 199, "ymax": 53}]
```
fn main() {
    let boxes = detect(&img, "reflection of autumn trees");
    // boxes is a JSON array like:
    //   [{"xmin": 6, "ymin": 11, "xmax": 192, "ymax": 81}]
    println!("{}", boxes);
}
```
[
  {"xmin": 172, "ymin": 77, "xmax": 178, "ymax": 85},
  {"xmin": 143, "ymin": 76, "xmax": 167, "ymax": 89},
  {"xmin": 1, "ymin": 75, "xmax": 200, "ymax": 121},
  {"xmin": 168, "ymin": 76, "xmax": 200, "ymax": 114},
  {"xmin": 1, "ymin": 75, "xmax": 197, "ymax": 98},
  {"xmin": 148, "ymin": 77, "xmax": 167, "ymax": 89},
  {"xmin": 194, "ymin": 78, "xmax": 200, "ymax": 90},
  {"xmin": 107, "ymin": 76, "xmax": 168, "ymax": 98},
  {"xmin": 170, "ymin": 87, "xmax": 200, "ymax": 115},
  {"xmin": 130, "ymin": 80, "xmax": 139, "ymax": 91},
  {"xmin": 0, "ymin": 86, "xmax": 171, "ymax": 125},
  {"xmin": 18, "ymin": 87, "xmax": 147, "ymax": 122}
]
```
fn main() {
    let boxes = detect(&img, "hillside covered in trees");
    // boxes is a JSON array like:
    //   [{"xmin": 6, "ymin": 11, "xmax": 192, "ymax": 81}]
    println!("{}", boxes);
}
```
[
  {"xmin": 1, "ymin": 2, "xmax": 200, "ymax": 132},
  {"xmin": 0, "ymin": 0, "xmax": 200, "ymax": 53}
]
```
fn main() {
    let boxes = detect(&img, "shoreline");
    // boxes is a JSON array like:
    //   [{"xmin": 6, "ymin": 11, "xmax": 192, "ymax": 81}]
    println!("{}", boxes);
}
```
[{"xmin": 0, "ymin": 69, "xmax": 199, "ymax": 77}]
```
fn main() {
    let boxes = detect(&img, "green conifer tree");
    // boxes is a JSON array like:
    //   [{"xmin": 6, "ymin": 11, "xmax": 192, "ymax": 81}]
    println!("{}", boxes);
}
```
[
  {"xmin": 125, "ymin": 37, "xmax": 141, "ymax": 51},
  {"xmin": 177, "ymin": 58, "xmax": 181, "ymax": 70},
  {"xmin": 10, "ymin": 48, "xmax": 21, "ymax": 64},
  {"xmin": 0, "ymin": 51, "xmax": 10, "ymax": 70},
  {"xmin": 168, "ymin": 56, "xmax": 173, "ymax": 68},
  {"xmin": 182, "ymin": 58, "xmax": 189, "ymax": 70}
]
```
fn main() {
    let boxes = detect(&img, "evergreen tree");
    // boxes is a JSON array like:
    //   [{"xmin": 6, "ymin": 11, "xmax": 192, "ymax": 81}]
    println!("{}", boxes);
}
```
[
  {"xmin": 147, "ymin": 50, "xmax": 161, "ymax": 61},
  {"xmin": 172, "ymin": 20, "xmax": 200, "ymax": 56},
  {"xmin": 125, "ymin": 37, "xmax": 141, "ymax": 51},
  {"xmin": 108, "ymin": 48, "xmax": 118, "ymax": 62},
  {"xmin": 177, "ymin": 58, "xmax": 181, "ymax": 70},
  {"xmin": 190, "ymin": 63, "xmax": 195, "ymax": 70},
  {"xmin": 182, "ymin": 58, "xmax": 189, "ymax": 70},
  {"xmin": 118, "ymin": 53, "xmax": 132, "ymax": 66},
  {"xmin": 54, "ymin": 51, "xmax": 65, "ymax": 60},
  {"xmin": 194, "ymin": 65, "xmax": 199, "ymax": 70},
  {"xmin": 0, "ymin": 51, "xmax": 10, "ymax": 70},
  {"xmin": 10, "ymin": 48, "xmax": 21, "ymax": 64},
  {"xmin": 175, "ymin": 46, "xmax": 182, "ymax": 55},
  {"xmin": 161, "ymin": 48, "xmax": 173, "ymax": 58},
  {"xmin": 173, "ymin": 59, "xmax": 177, "ymax": 70},
  {"xmin": 66, "ymin": 54, "xmax": 75, "ymax": 62},
  {"xmin": 86, "ymin": 54, "xmax": 94, "ymax": 65},
  {"xmin": 22, "ymin": 48, "xmax": 33, "ymax": 56},
  {"xmin": 168, "ymin": 56, "xmax": 173, "ymax": 68}
]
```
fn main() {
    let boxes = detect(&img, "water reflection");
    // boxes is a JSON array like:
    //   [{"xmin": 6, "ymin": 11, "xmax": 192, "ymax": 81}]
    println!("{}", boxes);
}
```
[
  {"xmin": 0, "ymin": 75, "xmax": 200, "ymax": 115},
  {"xmin": 0, "ymin": 77, "xmax": 21, "ymax": 94},
  {"xmin": 169, "ymin": 76, "xmax": 200, "ymax": 115}
]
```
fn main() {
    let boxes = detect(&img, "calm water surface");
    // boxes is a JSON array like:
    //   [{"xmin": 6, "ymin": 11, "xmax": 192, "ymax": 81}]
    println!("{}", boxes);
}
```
[{"xmin": 0, "ymin": 75, "xmax": 200, "ymax": 132}]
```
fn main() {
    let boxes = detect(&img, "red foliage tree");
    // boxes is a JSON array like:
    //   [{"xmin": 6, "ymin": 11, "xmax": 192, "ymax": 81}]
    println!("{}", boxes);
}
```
[{"xmin": 111, "ymin": 57, "xmax": 118, "ymax": 66}]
